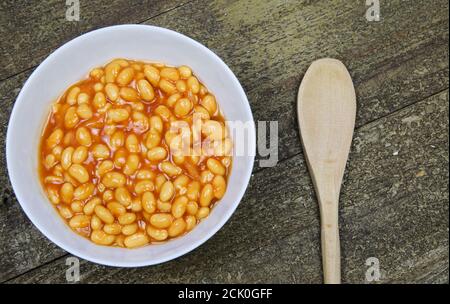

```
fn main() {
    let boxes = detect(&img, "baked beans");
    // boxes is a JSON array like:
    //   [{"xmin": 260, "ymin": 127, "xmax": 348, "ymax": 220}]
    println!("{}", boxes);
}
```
[{"xmin": 39, "ymin": 59, "xmax": 232, "ymax": 248}]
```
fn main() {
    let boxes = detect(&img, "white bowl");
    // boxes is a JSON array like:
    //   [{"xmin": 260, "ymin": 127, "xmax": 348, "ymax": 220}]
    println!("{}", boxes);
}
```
[{"xmin": 6, "ymin": 25, "xmax": 255, "ymax": 267}]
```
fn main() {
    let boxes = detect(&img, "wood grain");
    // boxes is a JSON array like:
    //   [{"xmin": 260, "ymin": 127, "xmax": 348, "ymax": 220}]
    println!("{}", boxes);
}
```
[
  {"xmin": 7, "ymin": 90, "xmax": 448, "ymax": 283},
  {"xmin": 0, "ymin": 0, "xmax": 448, "ymax": 283},
  {"xmin": 0, "ymin": 0, "xmax": 189, "ymax": 80}
]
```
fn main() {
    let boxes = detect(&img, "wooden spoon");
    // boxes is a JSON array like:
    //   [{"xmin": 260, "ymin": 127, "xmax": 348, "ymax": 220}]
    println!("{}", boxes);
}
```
[{"xmin": 297, "ymin": 58, "xmax": 356, "ymax": 284}]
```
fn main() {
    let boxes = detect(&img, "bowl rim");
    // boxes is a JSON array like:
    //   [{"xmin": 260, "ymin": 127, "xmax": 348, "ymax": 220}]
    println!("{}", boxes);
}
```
[{"xmin": 6, "ymin": 24, "xmax": 256, "ymax": 267}]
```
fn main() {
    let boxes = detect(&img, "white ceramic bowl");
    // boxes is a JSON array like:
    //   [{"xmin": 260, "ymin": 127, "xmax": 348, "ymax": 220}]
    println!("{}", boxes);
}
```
[{"xmin": 6, "ymin": 25, "xmax": 255, "ymax": 267}]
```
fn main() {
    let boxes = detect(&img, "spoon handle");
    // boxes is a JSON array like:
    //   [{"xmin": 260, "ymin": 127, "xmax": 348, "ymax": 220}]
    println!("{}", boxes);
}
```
[{"xmin": 317, "ymin": 183, "xmax": 341, "ymax": 283}]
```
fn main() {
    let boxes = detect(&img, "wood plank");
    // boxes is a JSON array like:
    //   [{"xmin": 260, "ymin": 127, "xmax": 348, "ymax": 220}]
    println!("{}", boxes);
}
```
[
  {"xmin": 0, "ymin": 0, "xmax": 448, "ymax": 282},
  {"xmin": 7, "ymin": 90, "xmax": 448, "ymax": 283},
  {"xmin": 145, "ymin": 0, "xmax": 449, "ymax": 165},
  {"xmin": 0, "ymin": 0, "xmax": 189, "ymax": 79}
]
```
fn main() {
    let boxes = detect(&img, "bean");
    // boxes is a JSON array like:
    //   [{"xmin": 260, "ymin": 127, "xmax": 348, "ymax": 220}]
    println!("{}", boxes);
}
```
[
  {"xmin": 147, "ymin": 147, "xmax": 167, "ymax": 161},
  {"xmin": 69, "ymin": 215, "xmax": 90, "ymax": 228},
  {"xmin": 202, "ymin": 120, "xmax": 224, "ymax": 140},
  {"xmin": 118, "ymin": 213, "xmax": 136, "ymax": 225},
  {"xmin": 110, "ymin": 130, "xmax": 125, "ymax": 148},
  {"xmin": 135, "ymin": 180, "xmax": 155, "ymax": 194},
  {"xmin": 83, "ymin": 197, "xmax": 101, "ymax": 215},
  {"xmin": 172, "ymin": 196, "xmax": 188, "ymax": 218},
  {"xmin": 64, "ymin": 106, "xmax": 79, "ymax": 128},
  {"xmin": 125, "ymin": 134, "xmax": 140, "ymax": 153},
  {"xmin": 47, "ymin": 187, "xmax": 60, "ymax": 204},
  {"xmin": 68, "ymin": 164, "xmax": 89, "ymax": 183},
  {"xmin": 102, "ymin": 172, "xmax": 126, "ymax": 188},
  {"xmin": 160, "ymin": 67, "xmax": 180, "ymax": 81},
  {"xmin": 174, "ymin": 98, "xmax": 192, "ymax": 117},
  {"xmin": 122, "ymin": 223, "xmax": 138, "ymax": 236},
  {"xmin": 142, "ymin": 191, "xmax": 156, "ymax": 213},
  {"xmin": 168, "ymin": 218, "xmax": 187, "ymax": 237},
  {"xmin": 92, "ymin": 144, "xmax": 110, "ymax": 159},
  {"xmin": 159, "ymin": 181, "xmax": 174, "ymax": 202},
  {"xmin": 44, "ymin": 154, "xmax": 57, "ymax": 169},
  {"xmin": 187, "ymin": 76, "xmax": 200, "ymax": 94},
  {"xmin": 200, "ymin": 170, "xmax": 214, "ymax": 184},
  {"xmin": 70, "ymin": 201, "xmax": 83, "ymax": 213},
  {"xmin": 201, "ymin": 94, "xmax": 217, "ymax": 116},
  {"xmin": 160, "ymin": 161, "xmax": 182, "ymax": 177},
  {"xmin": 58, "ymin": 206, "xmax": 73, "ymax": 219},
  {"xmin": 45, "ymin": 175, "xmax": 64, "ymax": 184},
  {"xmin": 90, "ymin": 67, "xmax": 104, "ymax": 79},
  {"xmin": 124, "ymin": 232, "xmax": 149, "ymax": 248},
  {"xmin": 154, "ymin": 105, "xmax": 172, "ymax": 121},
  {"xmin": 94, "ymin": 205, "xmax": 114, "ymax": 224},
  {"xmin": 149, "ymin": 116, "xmax": 163, "ymax": 133},
  {"xmin": 196, "ymin": 206, "xmax": 210, "ymax": 219},
  {"xmin": 113, "ymin": 148, "xmax": 127, "ymax": 168},
  {"xmin": 107, "ymin": 108, "xmax": 129, "ymax": 122},
  {"xmin": 105, "ymin": 62, "xmax": 121, "ymax": 83},
  {"xmin": 155, "ymin": 174, "xmax": 167, "ymax": 191},
  {"xmin": 156, "ymin": 200, "xmax": 171, "ymax": 213},
  {"xmin": 186, "ymin": 201, "xmax": 199, "ymax": 215},
  {"xmin": 131, "ymin": 198, "xmax": 143, "ymax": 212},
  {"xmin": 187, "ymin": 181, "xmax": 200, "ymax": 201},
  {"xmin": 123, "ymin": 154, "xmax": 140, "ymax": 175},
  {"xmin": 46, "ymin": 129, "xmax": 63, "ymax": 148},
  {"xmin": 115, "ymin": 187, "xmax": 132, "ymax": 206},
  {"xmin": 145, "ymin": 130, "xmax": 161, "ymax": 149},
  {"xmin": 60, "ymin": 182, "xmax": 74, "ymax": 203},
  {"xmin": 72, "ymin": 146, "xmax": 88, "ymax": 163},
  {"xmin": 97, "ymin": 160, "xmax": 114, "ymax": 176},
  {"xmin": 146, "ymin": 226, "xmax": 168, "ymax": 241},
  {"xmin": 132, "ymin": 111, "xmax": 149, "ymax": 131},
  {"xmin": 90, "ymin": 215, "xmax": 103, "ymax": 230},
  {"xmin": 178, "ymin": 66, "xmax": 192, "ymax": 79},
  {"xmin": 143, "ymin": 65, "xmax": 160, "ymax": 87},
  {"xmin": 200, "ymin": 183, "xmax": 214, "ymax": 207},
  {"xmin": 120, "ymin": 87, "xmax": 139, "ymax": 102},
  {"xmin": 194, "ymin": 105, "xmax": 210, "ymax": 120},
  {"xmin": 185, "ymin": 215, "xmax": 197, "ymax": 231},
  {"xmin": 116, "ymin": 67, "xmax": 135, "ymax": 85},
  {"xmin": 150, "ymin": 213, "xmax": 173, "ymax": 229},
  {"xmin": 103, "ymin": 190, "xmax": 114, "ymax": 202},
  {"xmin": 66, "ymin": 87, "xmax": 80, "ymax": 105},
  {"xmin": 77, "ymin": 93, "xmax": 90, "ymax": 104},
  {"xmin": 136, "ymin": 169, "xmax": 155, "ymax": 180},
  {"xmin": 167, "ymin": 93, "xmax": 181, "ymax": 107},
  {"xmin": 52, "ymin": 145, "xmax": 63, "ymax": 160},
  {"xmin": 62, "ymin": 132, "xmax": 75, "ymax": 146},
  {"xmin": 137, "ymin": 79, "xmax": 155, "ymax": 101},
  {"xmin": 176, "ymin": 80, "xmax": 187, "ymax": 93},
  {"xmin": 75, "ymin": 127, "xmax": 92, "ymax": 146},
  {"xmin": 159, "ymin": 79, "xmax": 176, "ymax": 95},
  {"xmin": 76, "ymin": 103, "xmax": 93, "ymax": 119},
  {"xmin": 103, "ymin": 223, "xmax": 122, "ymax": 235},
  {"xmin": 106, "ymin": 202, "xmax": 126, "ymax": 216},
  {"xmin": 73, "ymin": 183, "xmax": 94, "ymax": 200},
  {"xmin": 105, "ymin": 83, "xmax": 119, "ymax": 101},
  {"xmin": 91, "ymin": 230, "xmax": 115, "ymax": 245},
  {"xmin": 93, "ymin": 82, "xmax": 104, "ymax": 92},
  {"xmin": 213, "ymin": 175, "xmax": 226, "ymax": 199},
  {"xmin": 207, "ymin": 158, "xmax": 225, "ymax": 175},
  {"xmin": 93, "ymin": 92, "xmax": 106, "ymax": 108}
]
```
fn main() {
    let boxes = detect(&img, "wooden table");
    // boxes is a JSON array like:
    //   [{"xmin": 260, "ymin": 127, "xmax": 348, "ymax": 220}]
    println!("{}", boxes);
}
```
[{"xmin": 0, "ymin": 0, "xmax": 448, "ymax": 283}]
